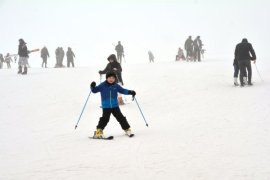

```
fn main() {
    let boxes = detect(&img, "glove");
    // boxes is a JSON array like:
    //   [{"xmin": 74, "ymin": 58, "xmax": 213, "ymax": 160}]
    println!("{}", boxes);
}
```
[
  {"xmin": 90, "ymin": 81, "xmax": 96, "ymax": 89},
  {"xmin": 98, "ymin": 70, "xmax": 102, "ymax": 74},
  {"xmin": 128, "ymin": 90, "xmax": 136, "ymax": 99}
]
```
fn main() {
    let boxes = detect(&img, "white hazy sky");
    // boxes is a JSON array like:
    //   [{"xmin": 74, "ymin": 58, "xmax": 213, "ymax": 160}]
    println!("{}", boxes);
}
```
[{"xmin": 0, "ymin": 0, "xmax": 269, "ymax": 66}]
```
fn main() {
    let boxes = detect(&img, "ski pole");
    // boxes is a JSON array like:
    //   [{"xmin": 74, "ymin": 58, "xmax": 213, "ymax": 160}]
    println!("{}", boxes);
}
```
[
  {"xmin": 134, "ymin": 97, "xmax": 149, "ymax": 127},
  {"xmin": 75, "ymin": 91, "xmax": 91, "ymax": 129},
  {"xmin": 254, "ymin": 63, "xmax": 263, "ymax": 82}
]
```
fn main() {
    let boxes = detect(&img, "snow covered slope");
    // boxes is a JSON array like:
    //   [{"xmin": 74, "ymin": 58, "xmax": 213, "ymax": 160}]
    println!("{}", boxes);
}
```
[{"xmin": 0, "ymin": 59, "xmax": 270, "ymax": 180}]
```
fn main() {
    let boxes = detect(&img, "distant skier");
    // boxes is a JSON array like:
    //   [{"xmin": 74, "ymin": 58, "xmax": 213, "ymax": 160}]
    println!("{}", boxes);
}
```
[
  {"xmin": 90, "ymin": 71, "xmax": 136, "ymax": 139},
  {"xmin": 115, "ymin": 41, "xmax": 124, "ymax": 64},
  {"xmin": 66, "ymin": 47, "xmax": 75, "ymax": 68},
  {"xmin": 184, "ymin": 36, "xmax": 194, "ymax": 61},
  {"xmin": 148, "ymin": 51, "xmax": 154, "ymax": 63},
  {"xmin": 176, "ymin": 47, "xmax": 186, "ymax": 61},
  {"xmin": 18, "ymin": 39, "xmax": 29, "ymax": 74},
  {"xmin": 99, "ymin": 54, "xmax": 125, "ymax": 105},
  {"xmin": 234, "ymin": 38, "xmax": 256, "ymax": 86},
  {"xmin": 193, "ymin": 36, "xmax": 203, "ymax": 62},
  {"xmin": 5, "ymin": 53, "xmax": 13, "ymax": 69},
  {"xmin": 41, "ymin": 46, "xmax": 50, "ymax": 68},
  {"xmin": 0, "ymin": 54, "xmax": 4, "ymax": 69}
]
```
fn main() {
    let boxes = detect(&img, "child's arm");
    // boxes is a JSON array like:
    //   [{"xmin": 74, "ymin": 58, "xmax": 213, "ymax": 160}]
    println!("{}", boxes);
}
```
[
  {"xmin": 90, "ymin": 81, "xmax": 101, "ymax": 93},
  {"xmin": 117, "ymin": 84, "xmax": 129, "ymax": 95},
  {"xmin": 117, "ymin": 85, "xmax": 136, "ymax": 98}
]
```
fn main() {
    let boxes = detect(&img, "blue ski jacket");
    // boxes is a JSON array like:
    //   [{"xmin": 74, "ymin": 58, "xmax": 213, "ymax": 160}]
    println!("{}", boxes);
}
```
[{"xmin": 91, "ymin": 81, "xmax": 129, "ymax": 108}]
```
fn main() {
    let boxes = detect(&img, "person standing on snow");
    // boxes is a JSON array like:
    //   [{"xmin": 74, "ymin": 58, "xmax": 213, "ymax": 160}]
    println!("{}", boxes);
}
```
[
  {"xmin": 90, "ymin": 71, "xmax": 136, "ymax": 139},
  {"xmin": 18, "ymin": 39, "xmax": 30, "ymax": 74},
  {"xmin": 0, "ymin": 54, "xmax": 4, "ymax": 69},
  {"xmin": 148, "ymin": 50, "xmax": 154, "ymax": 63},
  {"xmin": 66, "ymin": 47, "xmax": 75, "ymax": 68},
  {"xmin": 234, "ymin": 38, "xmax": 256, "ymax": 86},
  {"xmin": 184, "ymin": 36, "xmax": 194, "ymax": 61},
  {"xmin": 115, "ymin": 41, "xmax": 124, "ymax": 64},
  {"xmin": 41, "ymin": 46, "xmax": 50, "ymax": 68},
  {"xmin": 5, "ymin": 53, "xmax": 13, "ymax": 69},
  {"xmin": 99, "ymin": 54, "xmax": 125, "ymax": 105},
  {"xmin": 193, "ymin": 36, "xmax": 203, "ymax": 62}
]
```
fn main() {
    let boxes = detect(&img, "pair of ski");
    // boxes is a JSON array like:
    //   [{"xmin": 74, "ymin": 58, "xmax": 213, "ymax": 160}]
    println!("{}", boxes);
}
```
[{"xmin": 89, "ymin": 134, "xmax": 134, "ymax": 140}]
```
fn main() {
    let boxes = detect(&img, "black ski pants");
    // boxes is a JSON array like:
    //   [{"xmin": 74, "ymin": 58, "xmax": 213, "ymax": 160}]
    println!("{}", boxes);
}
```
[
  {"xmin": 238, "ymin": 60, "xmax": 252, "ymax": 84},
  {"xmin": 97, "ymin": 107, "xmax": 130, "ymax": 130}
]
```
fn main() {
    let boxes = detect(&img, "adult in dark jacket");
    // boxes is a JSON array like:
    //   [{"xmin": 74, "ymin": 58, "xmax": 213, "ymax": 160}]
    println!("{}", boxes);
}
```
[
  {"xmin": 193, "ymin": 36, "xmax": 203, "ymax": 62},
  {"xmin": 99, "ymin": 54, "xmax": 124, "ymax": 104},
  {"xmin": 99, "ymin": 54, "xmax": 123, "ymax": 85},
  {"xmin": 41, "ymin": 46, "xmax": 50, "ymax": 68},
  {"xmin": 115, "ymin": 41, "xmax": 124, "ymax": 64},
  {"xmin": 18, "ymin": 39, "xmax": 29, "ymax": 74},
  {"xmin": 66, "ymin": 47, "xmax": 75, "ymax": 67},
  {"xmin": 184, "ymin": 36, "xmax": 194, "ymax": 61},
  {"xmin": 234, "ymin": 38, "xmax": 256, "ymax": 86}
]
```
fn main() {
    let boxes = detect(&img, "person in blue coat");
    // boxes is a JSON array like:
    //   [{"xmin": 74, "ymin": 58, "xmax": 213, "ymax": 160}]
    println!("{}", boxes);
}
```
[{"xmin": 90, "ymin": 71, "xmax": 136, "ymax": 138}]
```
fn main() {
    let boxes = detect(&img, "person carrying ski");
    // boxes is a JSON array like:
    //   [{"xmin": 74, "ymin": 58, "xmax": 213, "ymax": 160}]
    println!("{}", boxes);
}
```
[
  {"xmin": 99, "ymin": 54, "xmax": 125, "ymax": 105},
  {"xmin": 66, "ymin": 47, "xmax": 75, "ymax": 68},
  {"xmin": 41, "ymin": 46, "xmax": 50, "ymax": 68},
  {"xmin": 234, "ymin": 38, "xmax": 256, "ymax": 86},
  {"xmin": 18, "ymin": 39, "xmax": 30, "ymax": 74},
  {"xmin": 90, "ymin": 71, "xmax": 136, "ymax": 139},
  {"xmin": 115, "ymin": 41, "xmax": 124, "ymax": 64}
]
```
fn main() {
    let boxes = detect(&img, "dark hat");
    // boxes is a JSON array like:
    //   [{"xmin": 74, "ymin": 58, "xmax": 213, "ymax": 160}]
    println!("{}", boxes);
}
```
[
  {"xmin": 242, "ymin": 38, "xmax": 248, "ymax": 43},
  {"xmin": 19, "ymin": 38, "xmax": 26, "ymax": 44},
  {"xmin": 107, "ymin": 54, "xmax": 117, "ymax": 61},
  {"xmin": 106, "ymin": 71, "xmax": 117, "ymax": 79}
]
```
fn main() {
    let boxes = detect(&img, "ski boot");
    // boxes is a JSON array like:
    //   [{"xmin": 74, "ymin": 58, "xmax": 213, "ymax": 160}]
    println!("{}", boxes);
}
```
[
  {"xmin": 93, "ymin": 128, "xmax": 103, "ymax": 139},
  {"xmin": 22, "ymin": 67, "xmax": 27, "ymax": 75},
  {"xmin": 124, "ymin": 128, "xmax": 134, "ymax": 137},
  {"xmin": 243, "ymin": 77, "xmax": 248, "ymax": 85},
  {"xmin": 234, "ymin": 78, "xmax": 239, "ymax": 86},
  {"xmin": 18, "ymin": 66, "xmax": 22, "ymax": 74},
  {"xmin": 248, "ymin": 82, "xmax": 253, "ymax": 86}
]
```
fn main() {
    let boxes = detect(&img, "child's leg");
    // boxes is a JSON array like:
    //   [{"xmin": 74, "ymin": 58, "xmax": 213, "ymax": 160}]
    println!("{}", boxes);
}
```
[
  {"xmin": 97, "ymin": 108, "xmax": 112, "ymax": 130},
  {"xmin": 111, "ymin": 107, "xmax": 130, "ymax": 130}
]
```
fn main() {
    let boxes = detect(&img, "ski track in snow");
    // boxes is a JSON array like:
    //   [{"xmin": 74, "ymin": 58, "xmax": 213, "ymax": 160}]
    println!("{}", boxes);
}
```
[{"xmin": 0, "ymin": 59, "xmax": 270, "ymax": 180}]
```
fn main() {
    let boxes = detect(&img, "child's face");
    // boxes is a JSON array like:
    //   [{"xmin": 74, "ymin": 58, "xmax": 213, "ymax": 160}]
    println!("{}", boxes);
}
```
[{"xmin": 107, "ymin": 76, "xmax": 116, "ymax": 84}]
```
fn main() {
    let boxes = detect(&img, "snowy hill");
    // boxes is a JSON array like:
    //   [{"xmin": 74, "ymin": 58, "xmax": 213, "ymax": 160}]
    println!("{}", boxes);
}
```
[{"xmin": 1, "ymin": 59, "xmax": 270, "ymax": 180}]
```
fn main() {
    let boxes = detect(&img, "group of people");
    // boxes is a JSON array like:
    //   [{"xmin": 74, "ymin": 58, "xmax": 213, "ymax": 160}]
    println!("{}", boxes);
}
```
[
  {"xmin": 53, "ymin": 47, "xmax": 76, "ymax": 68},
  {"xmin": 0, "ymin": 53, "xmax": 15, "ymax": 69},
  {"xmin": 176, "ymin": 36, "xmax": 204, "ymax": 62}
]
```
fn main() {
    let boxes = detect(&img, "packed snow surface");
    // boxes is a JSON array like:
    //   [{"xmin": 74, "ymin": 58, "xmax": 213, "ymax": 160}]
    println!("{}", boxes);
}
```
[{"xmin": 1, "ymin": 59, "xmax": 270, "ymax": 180}]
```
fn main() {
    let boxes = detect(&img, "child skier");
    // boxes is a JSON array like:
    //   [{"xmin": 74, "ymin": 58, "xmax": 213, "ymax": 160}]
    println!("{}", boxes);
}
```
[{"xmin": 90, "ymin": 71, "xmax": 136, "ymax": 139}]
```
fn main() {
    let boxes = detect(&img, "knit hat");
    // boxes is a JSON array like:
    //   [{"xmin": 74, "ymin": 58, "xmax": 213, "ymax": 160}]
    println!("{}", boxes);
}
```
[
  {"xmin": 107, "ymin": 54, "xmax": 117, "ymax": 61},
  {"xmin": 106, "ymin": 71, "xmax": 117, "ymax": 79},
  {"xmin": 19, "ymin": 38, "xmax": 26, "ymax": 44}
]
